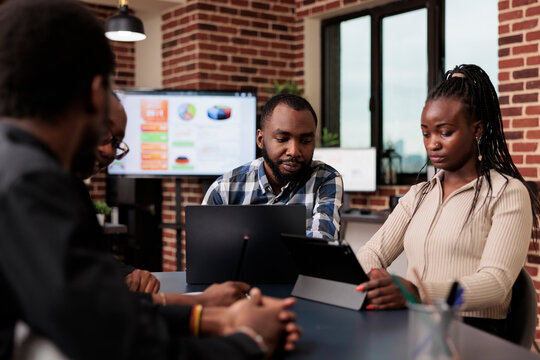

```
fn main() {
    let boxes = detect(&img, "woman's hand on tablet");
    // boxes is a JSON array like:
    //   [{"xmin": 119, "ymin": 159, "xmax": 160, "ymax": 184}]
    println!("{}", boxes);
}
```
[{"xmin": 356, "ymin": 268, "xmax": 419, "ymax": 310}]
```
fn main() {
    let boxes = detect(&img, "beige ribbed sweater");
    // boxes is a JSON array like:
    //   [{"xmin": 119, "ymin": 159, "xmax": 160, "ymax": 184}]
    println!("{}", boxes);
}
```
[{"xmin": 356, "ymin": 169, "xmax": 532, "ymax": 319}]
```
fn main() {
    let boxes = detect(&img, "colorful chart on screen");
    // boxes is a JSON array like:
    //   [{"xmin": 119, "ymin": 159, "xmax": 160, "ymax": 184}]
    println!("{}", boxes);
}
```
[
  {"xmin": 139, "ymin": 99, "xmax": 169, "ymax": 171},
  {"xmin": 178, "ymin": 103, "xmax": 196, "ymax": 120},
  {"xmin": 110, "ymin": 90, "xmax": 256, "ymax": 176},
  {"xmin": 207, "ymin": 105, "xmax": 232, "ymax": 120}
]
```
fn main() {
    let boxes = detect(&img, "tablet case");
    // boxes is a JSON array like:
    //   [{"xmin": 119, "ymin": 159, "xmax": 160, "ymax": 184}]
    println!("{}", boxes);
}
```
[{"xmin": 281, "ymin": 233, "xmax": 369, "ymax": 310}]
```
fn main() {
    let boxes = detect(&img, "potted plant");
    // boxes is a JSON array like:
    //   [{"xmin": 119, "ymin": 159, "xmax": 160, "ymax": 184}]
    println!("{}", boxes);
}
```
[
  {"xmin": 321, "ymin": 127, "xmax": 339, "ymax": 147},
  {"xmin": 94, "ymin": 201, "xmax": 111, "ymax": 226},
  {"xmin": 266, "ymin": 79, "xmax": 303, "ymax": 96}
]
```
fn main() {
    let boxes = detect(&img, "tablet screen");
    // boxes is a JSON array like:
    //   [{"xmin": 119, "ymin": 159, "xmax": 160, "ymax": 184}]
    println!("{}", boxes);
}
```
[{"xmin": 281, "ymin": 233, "xmax": 369, "ymax": 284}]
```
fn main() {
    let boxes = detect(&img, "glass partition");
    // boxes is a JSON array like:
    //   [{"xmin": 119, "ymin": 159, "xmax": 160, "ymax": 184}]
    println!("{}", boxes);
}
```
[
  {"xmin": 340, "ymin": 16, "xmax": 371, "ymax": 148},
  {"xmin": 382, "ymin": 9, "xmax": 428, "ymax": 174}
]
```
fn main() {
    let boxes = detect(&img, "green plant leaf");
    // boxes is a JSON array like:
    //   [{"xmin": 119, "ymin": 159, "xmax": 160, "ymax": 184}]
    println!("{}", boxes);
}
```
[
  {"xmin": 267, "ymin": 79, "xmax": 303, "ymax": 96},
  {"xmin": 321, "ymin": 127, "xmax": 340, "ymax": 147},
  {"xmin": 93, "ymin": 201, "xmax": 111, "ymax": 216}
]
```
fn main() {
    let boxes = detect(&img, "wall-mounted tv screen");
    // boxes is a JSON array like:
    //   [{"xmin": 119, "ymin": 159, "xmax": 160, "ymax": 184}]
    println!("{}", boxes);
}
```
[
  {"xmin": 312, "ymin": 147, "xmax": 377, "ymax": 192},
  {"xmin": 109, "ymin": 89, "xmax": 257, "ymax": 176}
]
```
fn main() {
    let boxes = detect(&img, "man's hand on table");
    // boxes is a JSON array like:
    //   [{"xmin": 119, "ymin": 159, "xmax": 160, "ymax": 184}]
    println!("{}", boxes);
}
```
[{"xmin": 125, "ymin": 269, "xmax": 160, "ymax": 294}]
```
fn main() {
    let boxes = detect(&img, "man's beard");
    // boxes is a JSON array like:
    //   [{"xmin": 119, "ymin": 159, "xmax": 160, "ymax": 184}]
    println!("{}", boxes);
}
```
[
  {"xmin": 71, "ymin": 130, "xmax": 101, "ymax": 180},
  {"xmin": 72, "ymin": 95, "xmax": 110, "ymax": 179},
  {"xmin": 72, "ymin": 142, "xmax": 99, "ymax": 179},
  {"xmin": 261, "ymin": 144, "xmax": 312, "ymax": 187}
]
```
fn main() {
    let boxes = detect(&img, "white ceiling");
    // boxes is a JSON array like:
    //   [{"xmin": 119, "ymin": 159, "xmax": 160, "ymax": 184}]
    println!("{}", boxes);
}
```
[{"xmin": 83, "ymin": 0, "xmax": 186, "ymax": 12}]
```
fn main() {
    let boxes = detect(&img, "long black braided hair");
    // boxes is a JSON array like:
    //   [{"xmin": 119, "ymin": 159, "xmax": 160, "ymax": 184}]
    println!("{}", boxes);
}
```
[{"xmin": 413, "ymin": 64, "xmax": 540, "ymax": 242}]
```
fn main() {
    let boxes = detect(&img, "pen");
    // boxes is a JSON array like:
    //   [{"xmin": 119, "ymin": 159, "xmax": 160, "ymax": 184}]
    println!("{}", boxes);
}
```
[
  {"xmin": 446, "ymin": 281, "xmax": 459, "ymax": 306},
  {"xmin": 390, "ymin": 274, "xmax": 418, "ymax": 304},
  {"xmin": 453, "ymin": 287, "xmax": 464, "ymax": 307}
]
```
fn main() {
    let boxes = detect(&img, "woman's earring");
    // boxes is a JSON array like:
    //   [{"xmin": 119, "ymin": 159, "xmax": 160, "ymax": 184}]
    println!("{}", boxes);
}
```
[{"xmin": 476, "ymin": 137, "xmax": 482, "ymax": 162}]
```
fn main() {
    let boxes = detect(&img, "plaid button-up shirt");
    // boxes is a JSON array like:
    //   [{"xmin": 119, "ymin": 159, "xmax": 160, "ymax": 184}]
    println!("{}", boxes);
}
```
[{"xmin": 202, "ymin": 157, "xmax": 343, "ymax": 240}]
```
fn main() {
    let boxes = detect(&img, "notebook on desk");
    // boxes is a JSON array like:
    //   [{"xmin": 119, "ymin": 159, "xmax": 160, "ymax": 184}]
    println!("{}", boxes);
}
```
[{"xmin": 185, "ymin": 205, "xmax": 306, "ymax": 284}]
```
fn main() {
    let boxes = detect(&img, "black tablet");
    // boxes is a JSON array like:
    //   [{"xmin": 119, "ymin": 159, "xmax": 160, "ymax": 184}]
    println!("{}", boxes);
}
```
[{"xmin": 281, "ymin": 233, "xmax": 369, "ymax": 285}]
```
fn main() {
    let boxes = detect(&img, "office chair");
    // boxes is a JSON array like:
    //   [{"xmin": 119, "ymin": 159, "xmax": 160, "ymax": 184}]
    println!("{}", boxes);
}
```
[
  {"xmin": 506, "ymin": 268, "xmax": 538, "ymax": 349},
  {"xmin": 12, "ymin": 321, "xmax": 68, "ymax": 360}
]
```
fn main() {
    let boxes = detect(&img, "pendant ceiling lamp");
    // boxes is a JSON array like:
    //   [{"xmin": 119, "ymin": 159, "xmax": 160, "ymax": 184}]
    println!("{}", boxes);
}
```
[{"xmin": 105, "ymin": 0, "xmax": 146, "ymax": 42}]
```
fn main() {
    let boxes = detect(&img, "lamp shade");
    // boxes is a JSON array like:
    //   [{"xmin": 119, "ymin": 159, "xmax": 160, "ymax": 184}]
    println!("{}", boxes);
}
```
[{"xmin": 105, "ymin": 5, "xmax": 146, "ymax": 42}]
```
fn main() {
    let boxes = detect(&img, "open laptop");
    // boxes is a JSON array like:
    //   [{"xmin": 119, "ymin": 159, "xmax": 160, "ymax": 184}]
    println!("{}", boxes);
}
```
[{"xmin": 185, "ymin": 205, "xmax": 306, "ymax": 284}]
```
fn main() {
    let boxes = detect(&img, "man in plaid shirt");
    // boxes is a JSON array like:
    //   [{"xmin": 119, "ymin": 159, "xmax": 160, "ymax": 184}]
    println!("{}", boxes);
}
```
[{"xmin": 203, "ymin": 94, "xmax": 343, "ymax": 241}]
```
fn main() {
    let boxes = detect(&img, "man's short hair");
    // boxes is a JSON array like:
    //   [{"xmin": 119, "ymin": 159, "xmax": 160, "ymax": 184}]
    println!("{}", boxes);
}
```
[
  {"xmin": 259, "ymin": 94, "xmax": 318, "ymax": 129},
  {"xmin": 0, "ymin": 0, "xmax": 115, "ymax": 121}
]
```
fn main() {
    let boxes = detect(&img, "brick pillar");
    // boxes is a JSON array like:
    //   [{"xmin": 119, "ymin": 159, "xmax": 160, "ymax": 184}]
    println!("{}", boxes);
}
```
[
  {"xmin": 85, "ymin": 172, "xmax": 107, "ymax": 202},
  {"xmin": 499, "ymin": 0, "xmax": 540, "ymax": 342},
  {"xmin": 162, "ymin": 179, "xmax": 178, "ymax": 272}
]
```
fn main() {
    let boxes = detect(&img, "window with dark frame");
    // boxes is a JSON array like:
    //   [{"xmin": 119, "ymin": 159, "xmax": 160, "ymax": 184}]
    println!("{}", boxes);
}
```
[{"xmin": 322, "ymin": 0, "xmax": 444, "ymax": 186}]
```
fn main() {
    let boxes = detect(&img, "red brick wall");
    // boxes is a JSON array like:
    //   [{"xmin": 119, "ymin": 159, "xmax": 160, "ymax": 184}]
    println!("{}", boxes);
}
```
[
  {"xmin": 85, "ymin": 3, "xmax": 136, "ymax": 202},
  {"xmin": 161, "ymin": 0, "xmax": 297, "ymax": 107},
  {"xmin": 499, "ymin": 0, "xmax": 540, "ymax": 342},
  {"xmin": 160, "ymin": 178, "xmax": 205, "ymax": 271}
]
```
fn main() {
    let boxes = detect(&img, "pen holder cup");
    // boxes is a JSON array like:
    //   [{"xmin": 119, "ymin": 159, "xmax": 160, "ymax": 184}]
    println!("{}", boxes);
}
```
[{"xmin": 408, "ymin": 300, "xmax": 461, "ymax": 360}]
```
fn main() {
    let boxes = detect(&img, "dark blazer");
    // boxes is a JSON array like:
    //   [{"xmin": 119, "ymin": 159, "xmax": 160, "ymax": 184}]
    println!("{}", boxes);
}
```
[{"xmin": 0, "ymin": 122, "xmax": 262, "ymax": 360}]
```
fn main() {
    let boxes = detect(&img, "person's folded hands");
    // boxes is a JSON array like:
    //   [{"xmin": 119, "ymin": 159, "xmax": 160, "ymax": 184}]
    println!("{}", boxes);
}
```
[
  {"xmin": 256, "ymin": 290, "xmax": 302, "ymax": 351},
  {"xmin": 198, "ymin": 281, "xmax": 251, "ymax": 306},
  {"xmin": 217, "ymin": 287, "xmax": 301, "ymax": 356}
]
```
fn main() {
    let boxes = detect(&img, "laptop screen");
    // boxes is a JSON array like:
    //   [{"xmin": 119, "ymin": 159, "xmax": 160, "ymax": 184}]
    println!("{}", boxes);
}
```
[{"xmin": 185, "ymin": 204, "xmax": 306, "ymax": 284}]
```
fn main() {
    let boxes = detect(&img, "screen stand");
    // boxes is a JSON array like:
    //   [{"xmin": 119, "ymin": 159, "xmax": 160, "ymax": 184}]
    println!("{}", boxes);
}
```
[
  {"xmin": 342, "ymin": 192, "xmax": 351, "ymax": 213},
  {"xmin": 234, "ymin": 235, "xmax": 249, "ymax": 281},
  {"xmin": 292, "ymin": 275, "xmax": 366, "ymax": 310}
]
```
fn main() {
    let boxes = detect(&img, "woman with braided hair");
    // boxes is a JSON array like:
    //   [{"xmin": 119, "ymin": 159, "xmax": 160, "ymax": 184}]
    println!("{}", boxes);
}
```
[{"xmin": 356, "ymin": 64, "xmax": 540, "ymax": 339}]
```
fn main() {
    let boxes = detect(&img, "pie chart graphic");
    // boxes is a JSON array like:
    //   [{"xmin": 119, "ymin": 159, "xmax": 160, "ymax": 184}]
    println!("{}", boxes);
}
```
[
  {"xmin": 178, "ymin": 103, "xmax": 196, "ymax": 120},
  {"xmin": 207, "ymin": 105, "xmax": 232, "ymax": 120},
  {"xmin": 175, "ymin": 156, "xmax": 189, "ymax": 164}
]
